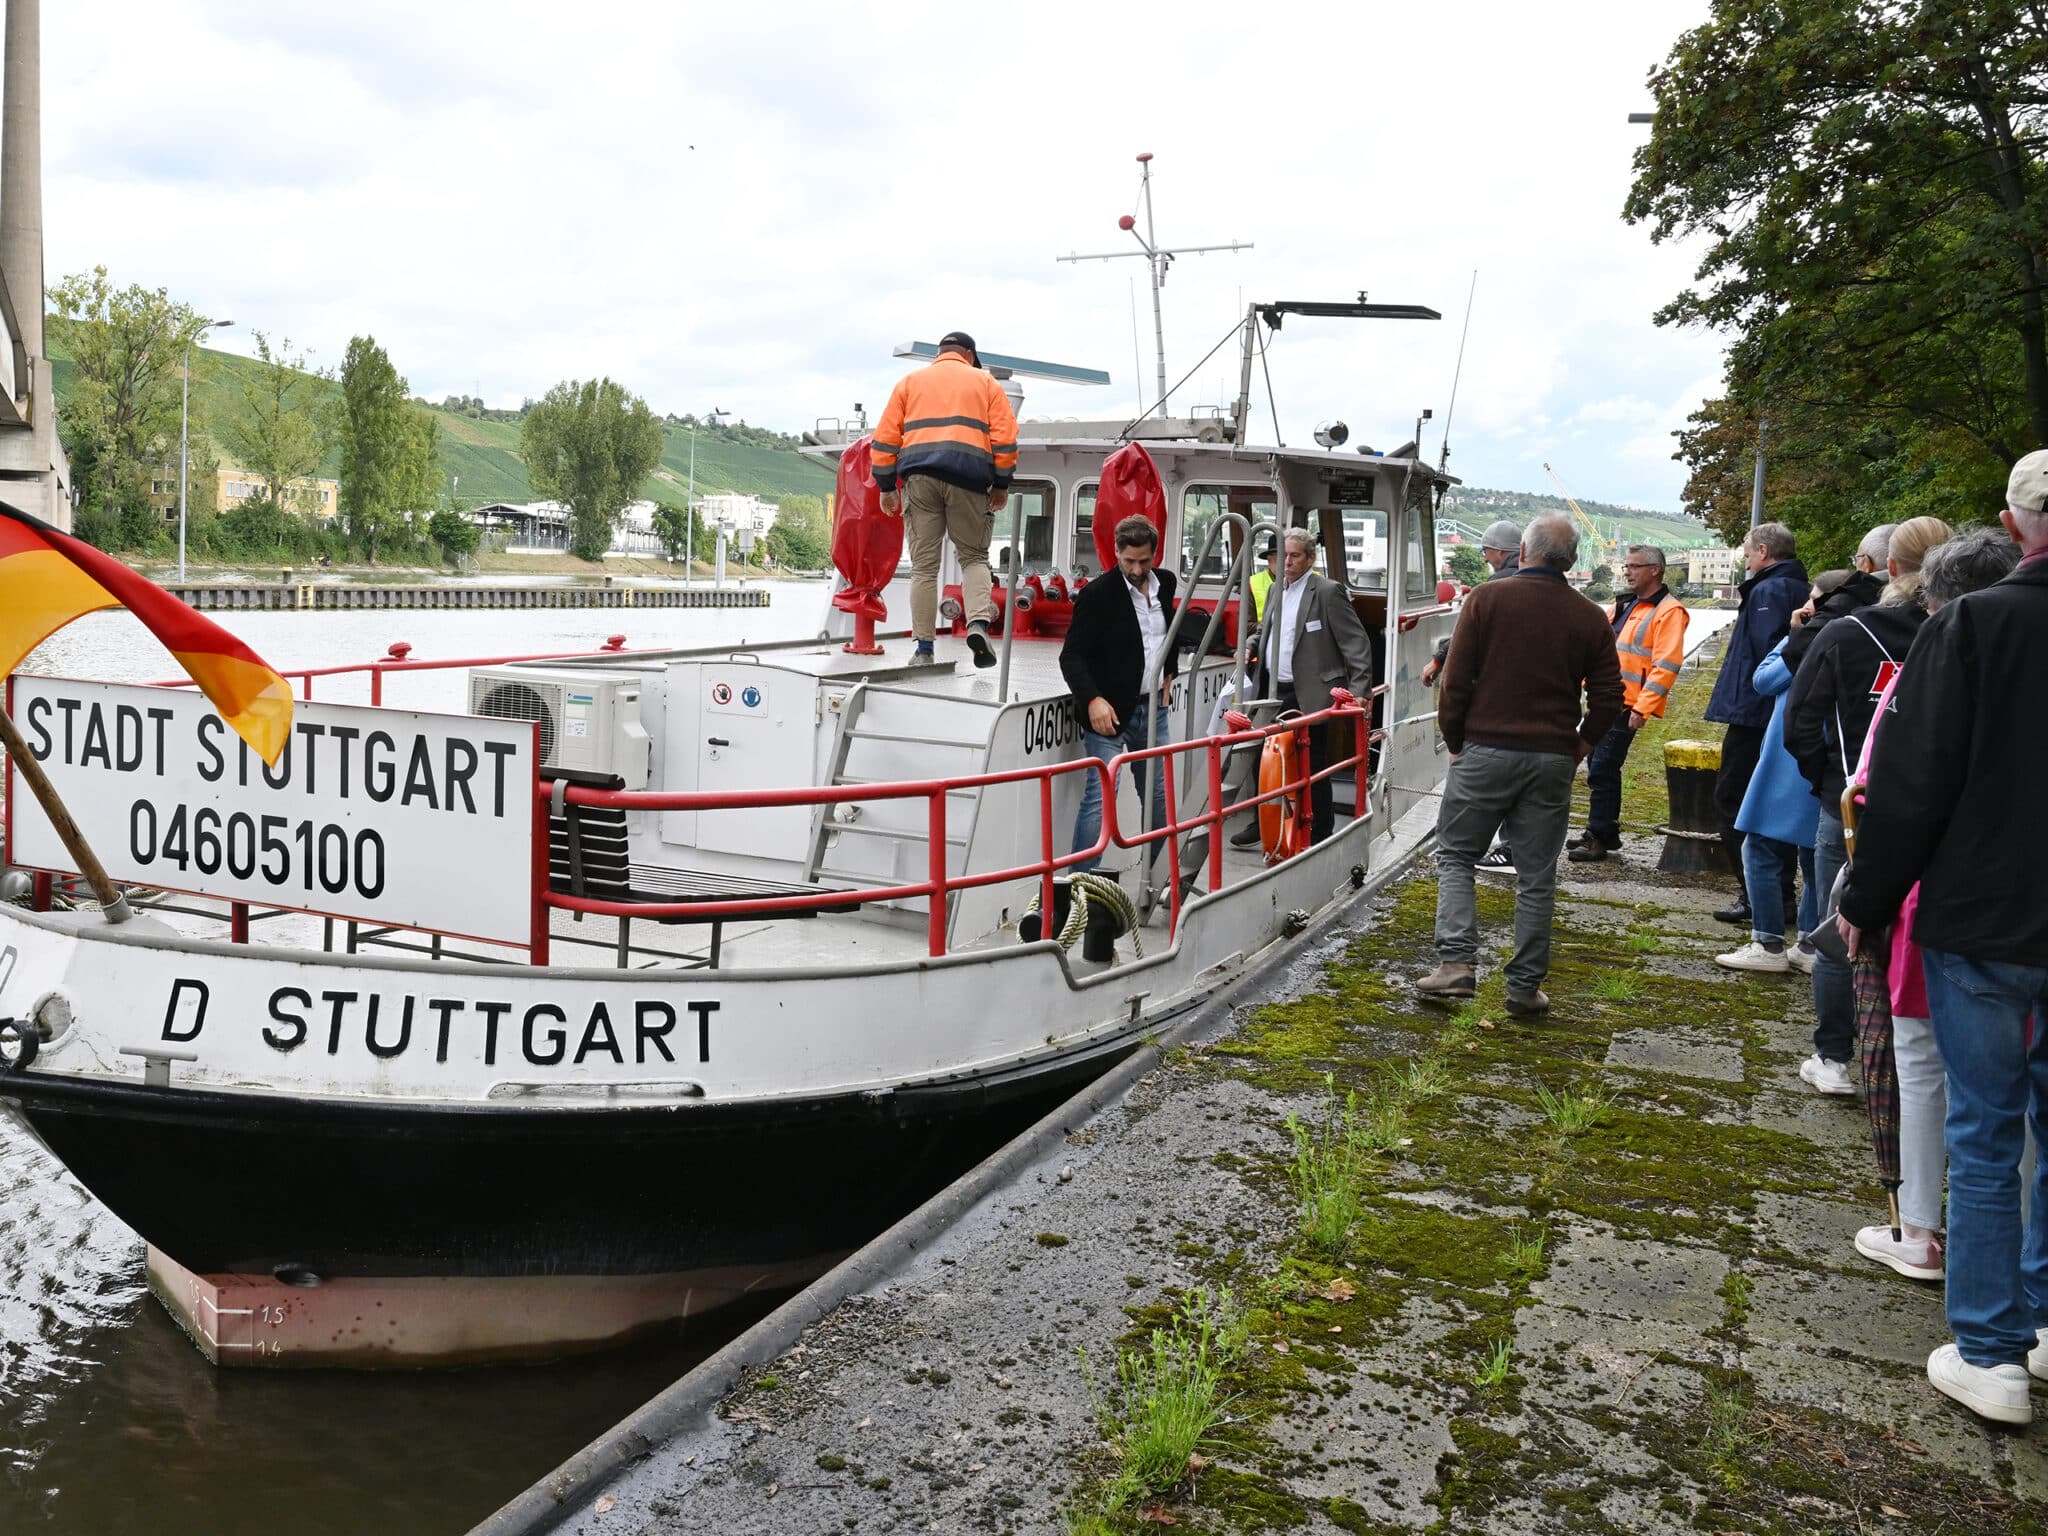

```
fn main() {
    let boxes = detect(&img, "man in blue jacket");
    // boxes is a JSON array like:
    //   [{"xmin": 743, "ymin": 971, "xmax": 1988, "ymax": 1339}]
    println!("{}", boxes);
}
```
[{"xmin": 1703, "ymin": 523, "xmax": 1809, "ymax": 927}]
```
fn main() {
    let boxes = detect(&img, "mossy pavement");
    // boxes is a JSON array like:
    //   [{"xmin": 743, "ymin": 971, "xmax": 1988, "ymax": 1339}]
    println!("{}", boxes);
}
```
[{"xmin": 585, "ymin": 640, "xmax": 2048, "ymax": 1536}]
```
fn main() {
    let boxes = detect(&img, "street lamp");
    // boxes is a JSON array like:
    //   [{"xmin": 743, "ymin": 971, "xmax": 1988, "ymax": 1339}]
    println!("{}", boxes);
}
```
[
  {"xmin": 684, "ymin": 407, "xmax": 728, "ymax": 578},
  {"xmin": 178, "ymin": 317, "xmax": 232, "ymax": 582}
]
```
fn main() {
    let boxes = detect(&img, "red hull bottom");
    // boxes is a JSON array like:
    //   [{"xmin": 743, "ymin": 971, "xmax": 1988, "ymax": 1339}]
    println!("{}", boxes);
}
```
[{"xmin": 146, "ymin": 1246, "xmax": 834, "ymax": 1369}]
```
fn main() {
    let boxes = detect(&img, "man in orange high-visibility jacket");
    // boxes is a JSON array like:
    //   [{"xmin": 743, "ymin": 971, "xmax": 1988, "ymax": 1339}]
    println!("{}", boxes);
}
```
[
  {"xmin": 1570, "ymin": 544, "xmax": 1689, "ymax": 862},
  {"xmin": 872, "ymin": 332, "xmax": 1020, "ymax": 667}
]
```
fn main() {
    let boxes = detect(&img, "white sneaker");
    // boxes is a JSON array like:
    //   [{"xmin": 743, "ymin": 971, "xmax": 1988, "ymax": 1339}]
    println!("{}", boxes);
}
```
[
  {"xmin": 1716, "ymin": 941, "xmax": 1790, "ymax": 973},
  {"xmin": 2030, "ymin": 1327, "xmax": 2048, "ymax": 1384},
  {"xmin": 1928, "ymin": 1343, "xmax": 2032, "ymax": 1424},
  {"xmin": 1799, "ymin": 1054, "xmax": 1856, "ymax": 1096},
  {"xmin": 1854, "ymin": 1225, "xmax": 1943, "ymax": 1280},
  {"xmin": 1787, "ymin": 942, "xmax": 1817, "ymax": 975}
]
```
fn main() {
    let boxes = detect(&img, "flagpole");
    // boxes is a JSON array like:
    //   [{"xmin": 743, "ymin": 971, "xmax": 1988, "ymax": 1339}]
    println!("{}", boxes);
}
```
[{"xmin": 0, "ymin": 706, "xmax": 132, "ymax": 923}]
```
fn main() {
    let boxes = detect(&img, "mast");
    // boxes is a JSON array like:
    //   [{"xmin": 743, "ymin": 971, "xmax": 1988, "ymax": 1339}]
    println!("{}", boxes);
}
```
[{"xmin": 1058, "ymin": 152, "xmax": 1251, "ymax": 419}]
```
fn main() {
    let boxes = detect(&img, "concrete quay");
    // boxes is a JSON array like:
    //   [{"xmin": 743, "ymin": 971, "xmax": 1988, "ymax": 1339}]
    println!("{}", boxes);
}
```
[{"xmin": 543, "ymin": 844, "xmax": 2048, "ymax": 1535}]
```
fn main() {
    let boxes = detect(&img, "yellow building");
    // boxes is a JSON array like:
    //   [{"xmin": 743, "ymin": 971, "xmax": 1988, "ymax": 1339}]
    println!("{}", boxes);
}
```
[{"xmin": 153, "ymin": 464, "xmax": 341, "ymax": 522}]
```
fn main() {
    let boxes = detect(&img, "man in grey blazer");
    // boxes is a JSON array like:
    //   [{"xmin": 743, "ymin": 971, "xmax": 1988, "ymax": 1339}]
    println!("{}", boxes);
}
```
[{"xmin": 1250, "ymin": 528, "xmax": 1378, "ymax": 842}]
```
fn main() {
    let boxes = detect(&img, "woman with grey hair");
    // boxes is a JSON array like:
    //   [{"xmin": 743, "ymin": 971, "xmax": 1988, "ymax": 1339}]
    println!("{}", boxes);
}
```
[{"xmin": 1845, "ymin": 524, "xmax": 2020, "ymax": 1282}]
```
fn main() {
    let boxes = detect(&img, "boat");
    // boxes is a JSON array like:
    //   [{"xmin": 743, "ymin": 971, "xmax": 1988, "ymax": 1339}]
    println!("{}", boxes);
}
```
[{"xmin": 0, "ymin": 305, "xmax": 1458, "ymax": 1367}]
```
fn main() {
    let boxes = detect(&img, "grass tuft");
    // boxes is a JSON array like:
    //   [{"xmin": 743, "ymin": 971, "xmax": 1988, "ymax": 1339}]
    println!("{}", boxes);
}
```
[
  {"xmin": 1533, "ymin": 1080, "xmax": 1615, "ymax": 1135},
  {"xmin": 1078, "ymin": 1286, "xmax": 1243, "ymax": 1514},
  {"xmin": 1286, "ymin": 1075, "xmax": 1388, "ymax": 1256},
  {"xmin": 1700, "ymin": 1381, "xmax": 1758, "ymax": 1490},
  {"xmin": 1503, "ymin": 1224, "xmax": 1548, "ymax": 1283},
  {"xmin": 1588, "ymin": 973, "xmax": 1640, "ymax": 1002},
  {"xmin": 1392, "ymin": 1055, "xmax": 1450, "ymax": 1099},
  {"xmin": 1473, "ymin": 1337, "xmax": 1514, "ymax": 1391}
]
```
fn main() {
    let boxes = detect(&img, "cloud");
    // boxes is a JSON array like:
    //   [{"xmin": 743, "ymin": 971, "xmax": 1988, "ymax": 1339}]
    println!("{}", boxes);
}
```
[{"xmin": 42, "ymin": 0, "xmax": 1721, "ymax": 507}]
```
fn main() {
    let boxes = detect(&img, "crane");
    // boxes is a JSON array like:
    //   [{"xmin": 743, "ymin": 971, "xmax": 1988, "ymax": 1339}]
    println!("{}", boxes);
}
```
[{"xmin": 1541, "ymin": 463, "xmax": 1617, "ymax": 572}]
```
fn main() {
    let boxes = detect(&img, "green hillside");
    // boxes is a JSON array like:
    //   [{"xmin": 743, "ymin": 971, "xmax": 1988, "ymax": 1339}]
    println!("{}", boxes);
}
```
[
  {"xmin": 49, "ymin": 341, "xmax": 834, "ymax": 510},
  {"xmin": 1442, "ymin": 486, "xmax": 1718, "ymax": 550}
]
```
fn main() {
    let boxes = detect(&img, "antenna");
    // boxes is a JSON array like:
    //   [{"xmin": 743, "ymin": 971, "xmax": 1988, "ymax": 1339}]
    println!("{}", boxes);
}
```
[
  {"xmin": 1058, "ymin": 152, "xmax": 1252, "ymax": 418},
  {"xmin": 1438, "ymin": 271, "xmax": 1478, "ymax": 476}
]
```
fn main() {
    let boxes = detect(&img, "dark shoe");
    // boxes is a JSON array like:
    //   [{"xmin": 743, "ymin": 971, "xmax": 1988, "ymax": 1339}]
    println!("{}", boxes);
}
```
[
  {"xmin": 965, "ymin": 624, "xmax": 996, "ymax": 668},
  {"xmin": 1416, "ymin": 962, "xmax": 1476, "ymax": 1000},
  {"xmin": 1565, "ymin": 831, "xmax": 1593, "ymax": 850},
  {"xmin": 1713, "ymin": 898, "xmax": 1753, "ymax": 926},
  {"xmin": 1567, "ymin": 840, "xmax": 1609, "ymax": 863},
  {"xmin": 1504, "ymin": 989, "xmax": 1551, "ymax": 1017},
  {"xmin": 1229, "ymin": 823, "xmax": 1263, "ymax": 848},
  {"xmin": 1475, "ymin": 846, "xmax": 1517, "ymax": 875}
]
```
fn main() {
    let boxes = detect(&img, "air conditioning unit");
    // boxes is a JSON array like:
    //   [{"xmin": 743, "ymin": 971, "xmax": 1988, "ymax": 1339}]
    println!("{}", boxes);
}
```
[{"xmin": 467, "ymin": 667, "xmax": 651, "ymax": 788}]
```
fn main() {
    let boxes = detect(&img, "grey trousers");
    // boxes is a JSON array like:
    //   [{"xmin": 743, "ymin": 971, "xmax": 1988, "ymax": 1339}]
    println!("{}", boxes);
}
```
[{"xmin": 1435, "ymin": 744, "xmax": 1576, "ymax": 994}]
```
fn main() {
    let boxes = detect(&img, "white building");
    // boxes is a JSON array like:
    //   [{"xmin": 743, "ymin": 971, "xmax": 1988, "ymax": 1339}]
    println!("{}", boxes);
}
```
[
  {"xmin": 1687, "ymin": 545, "xmax": 1746, "ymax": 597},
  {"xmin": 697, "ymin": 492, "xmax": 778, "ymax": 536}
]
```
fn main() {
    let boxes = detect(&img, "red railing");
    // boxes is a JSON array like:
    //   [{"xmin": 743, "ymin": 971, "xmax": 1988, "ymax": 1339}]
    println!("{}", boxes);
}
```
[
  {"xmin": 151, "ymin": 637, "xmax": 643, "ymax": 703},
  {"xmin": 538, "ymin": 757, "xmax": 1114, "ymax": 961},
  {"xmin": 1101, "ymin": 693, "xmax": 1374, "ymax": 940},
  {"xmin": 533, "ymin": 694, "xmax": 1377, "ymax": 963}
]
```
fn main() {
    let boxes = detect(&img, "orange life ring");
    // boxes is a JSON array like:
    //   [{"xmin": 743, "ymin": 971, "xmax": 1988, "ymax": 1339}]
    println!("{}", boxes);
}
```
[{"xmin": 1256, "ymin": 722, "xmax": 1314, "ymax": 862}]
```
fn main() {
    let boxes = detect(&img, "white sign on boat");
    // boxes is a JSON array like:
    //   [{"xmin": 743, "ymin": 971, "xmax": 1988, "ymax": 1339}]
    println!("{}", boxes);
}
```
[{"xmin": 3, "ymin": 677, "xmax": 539, "ymax": 945}]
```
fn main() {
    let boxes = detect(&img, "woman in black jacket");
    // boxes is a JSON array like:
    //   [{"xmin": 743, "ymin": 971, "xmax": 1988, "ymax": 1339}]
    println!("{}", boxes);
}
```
[{"xmin": 1782, "ymin": 516, "xmax": 1951, "ymax": 1093}]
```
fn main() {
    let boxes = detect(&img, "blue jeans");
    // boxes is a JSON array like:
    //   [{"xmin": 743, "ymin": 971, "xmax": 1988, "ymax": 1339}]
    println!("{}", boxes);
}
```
[
  {"xmin": 1740, "ymin": 835, "xmax": 1817, "ymax": 946},
  {"xmin": 1071, "ymin": 704, "xmax": 1172, "ymax": 872},
  {"xmin": 1811, "ymin": 813, "xmax": 1853, "ymax": 1061},
  {"xmin": 1583, "ymin": 719, "xmax": 1637, "ymax": 847},
  {"xmin": 1922, "ymin": 948, "xmax": 2048, "ymax": 1369}
]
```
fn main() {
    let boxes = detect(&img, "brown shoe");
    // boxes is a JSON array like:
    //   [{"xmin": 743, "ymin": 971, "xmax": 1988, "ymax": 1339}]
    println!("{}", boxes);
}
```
[
  {"xmin": 1504, "ymin": 989, "xmax": 1550, "ymax": 1017},
  {"xmin": 1416, "ymin": 962, "xmax": 1476, "ymax": 1000}
]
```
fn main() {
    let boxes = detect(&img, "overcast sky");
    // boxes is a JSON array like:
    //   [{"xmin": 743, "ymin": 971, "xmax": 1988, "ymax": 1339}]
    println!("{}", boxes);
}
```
[{"xmin": 44, "ymin": 0, "xmax": 1720, "ymax": 510}]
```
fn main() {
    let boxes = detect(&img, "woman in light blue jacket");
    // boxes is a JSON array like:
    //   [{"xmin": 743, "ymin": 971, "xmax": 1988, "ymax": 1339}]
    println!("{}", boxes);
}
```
[{"xmin": 1719, "ymin": 628, "xmax": 1821, "ymax": 973}]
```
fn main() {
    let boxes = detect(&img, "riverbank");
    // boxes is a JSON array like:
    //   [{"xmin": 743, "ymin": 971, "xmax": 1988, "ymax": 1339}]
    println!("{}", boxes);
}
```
[{"xmin": 559, "ymin": 644, "xmax": 2048, "ymax": 1536}]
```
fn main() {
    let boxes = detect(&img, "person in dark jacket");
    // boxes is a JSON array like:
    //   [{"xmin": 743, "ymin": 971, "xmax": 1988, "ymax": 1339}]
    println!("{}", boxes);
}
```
[
  {"xmin": 1784, "ymin": 516, "xmax": 1950, "ymax": 1094},
  {"xmin": 1703, "ymin": 524, "xmax": 1810, "ymax": 925},
  {"xmin": 1781, "ymin": 564, "xmax": 1881, "ymax": 674},
  {"xmin": 1060, "ymin": 515, "xmax": 1183, "ymax": 871},
  {"xmin": 1836, "ymin": 453, "xmax": 2048, "ymax": 1427}
]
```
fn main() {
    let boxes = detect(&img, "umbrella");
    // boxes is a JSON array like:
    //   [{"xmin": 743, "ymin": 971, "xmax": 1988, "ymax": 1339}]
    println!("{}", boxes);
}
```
[{"xmin": 1852, "ymin": 926, "xmax": 1904, "ymax": 1241}]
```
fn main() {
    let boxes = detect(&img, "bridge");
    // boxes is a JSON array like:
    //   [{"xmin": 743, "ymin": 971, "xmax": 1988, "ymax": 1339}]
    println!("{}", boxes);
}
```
[{"xmin": 0, "ymin": 0, "xmax": 71, "ymax": 530}]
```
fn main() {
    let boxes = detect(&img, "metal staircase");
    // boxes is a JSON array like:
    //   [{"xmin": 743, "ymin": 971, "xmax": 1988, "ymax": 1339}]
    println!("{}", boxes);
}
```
[{"xmin": 803, "ymin": 683, "xmax": 987, "ymax": 904}]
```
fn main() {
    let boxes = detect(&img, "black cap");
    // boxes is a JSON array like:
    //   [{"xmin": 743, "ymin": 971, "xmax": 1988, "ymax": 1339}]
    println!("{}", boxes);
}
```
[{"xmin": 937, "ymin": 331, "xmax": 980, "ymax": 366}]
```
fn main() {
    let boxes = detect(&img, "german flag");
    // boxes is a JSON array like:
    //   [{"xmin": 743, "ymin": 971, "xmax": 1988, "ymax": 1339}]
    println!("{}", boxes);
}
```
[{"xmin": 0, "ymin": 501, "xmax": 293, "ymax": 764}]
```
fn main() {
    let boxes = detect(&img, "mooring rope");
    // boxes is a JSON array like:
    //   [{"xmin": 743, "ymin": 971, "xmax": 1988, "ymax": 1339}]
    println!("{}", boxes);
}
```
[{"xmin": 1022, "ymin": 871, "xmax": 1144, "ymax": 959}]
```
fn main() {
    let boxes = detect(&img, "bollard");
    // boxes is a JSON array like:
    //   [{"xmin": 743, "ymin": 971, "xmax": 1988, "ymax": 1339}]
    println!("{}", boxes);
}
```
[{"xmin": 1657, "ymin": 739, "xmax": 1734, "ymax": 875}]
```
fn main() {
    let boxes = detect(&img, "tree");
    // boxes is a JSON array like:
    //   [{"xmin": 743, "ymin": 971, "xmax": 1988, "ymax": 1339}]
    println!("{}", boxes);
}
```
[
  {"xmin": 390, "ymin": 405, "xmax": 443, "ymax": 524},
  {"xmin": 521, "ymin": 378, "xmax": 664, "ymax": 561},
  {"xmin": 335, "ymin": 336, "xmax": 411, "ymax": 561},
  {"xmin": 429, "ymin": 508, "xmax": 479, "ymax": 563},
  {"xmin": 47, "ymin": 266, "xmax": 202, "ymax": 548},
  {"xmin": 1445, "ymin": 544, "xmax": 1489, "ymax": 587},
  {"xmin": 764, "ymin": 494, "xmax": 830, "ymax": 570},
  {"xmin": 652, "ymin": 503, "xmax": 690, "ymax": 562},
  {"xmin": 226, "ymin": 331, "xmax": 328, "ymax": 515},
  {"xmin": 1627, "ymin": 0, "xmax": 2048, "ymax": 560}
]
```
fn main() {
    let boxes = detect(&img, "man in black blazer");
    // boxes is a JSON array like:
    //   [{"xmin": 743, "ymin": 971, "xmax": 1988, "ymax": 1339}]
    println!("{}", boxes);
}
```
[{"xmin": 1060, "ymin": 515, "xmax": 1181, "ymax": 870}]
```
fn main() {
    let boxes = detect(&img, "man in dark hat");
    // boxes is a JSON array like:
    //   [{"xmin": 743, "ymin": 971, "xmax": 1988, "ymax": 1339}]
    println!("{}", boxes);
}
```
[{"xmin": 871, "ymin": 333, "xmax": 1019, "ymax": 667}]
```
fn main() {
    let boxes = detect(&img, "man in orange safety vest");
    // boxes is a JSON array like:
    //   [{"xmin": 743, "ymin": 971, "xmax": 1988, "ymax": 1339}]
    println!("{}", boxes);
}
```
[{"xmin": 1570, "ymin": 544, "xmax": 1688, "ymax": 862}]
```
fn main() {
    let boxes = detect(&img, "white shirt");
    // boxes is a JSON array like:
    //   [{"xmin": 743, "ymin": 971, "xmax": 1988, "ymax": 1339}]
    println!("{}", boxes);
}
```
[
  {"xmin": 1273, "ymin": 570, "xmax": 1312, "ymax": 685},
  {"xmin": 1127, "ymin": 572, "xmax": 1168, "ymax": 688}
]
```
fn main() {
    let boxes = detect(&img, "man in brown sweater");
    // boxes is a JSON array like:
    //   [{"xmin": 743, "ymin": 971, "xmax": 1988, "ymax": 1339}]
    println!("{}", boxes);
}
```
[{"xmin": 1419, "ymin": 513, "xmax": 1624, "ymax": 1014}]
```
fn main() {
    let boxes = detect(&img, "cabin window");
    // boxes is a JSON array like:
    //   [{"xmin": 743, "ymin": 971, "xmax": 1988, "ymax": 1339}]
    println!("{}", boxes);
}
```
[
  {"xmin": 1073, "ymin": 482, "xmax": 1098, "ymax": 577},
  {"xmin": 1182, "ymin": 485, "xmax": 1279, "ymax": 580},
  {"xmin": 1334, "ymin": 508, "xmax": 1389, "ymax": 590},
  {"xmin": 991, "ymin": 481, "xmax": 1056, "ymax": 574},
  {"xmin": 1402, "ymin": 504, "xmax": 1437, "ymax": 602}
]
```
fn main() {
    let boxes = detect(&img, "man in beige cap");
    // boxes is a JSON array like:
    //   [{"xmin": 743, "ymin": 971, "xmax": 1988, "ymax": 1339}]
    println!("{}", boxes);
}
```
[{"xmin": 1835, "ymin": 447, "xmax": 2048, "ymax": 1426}]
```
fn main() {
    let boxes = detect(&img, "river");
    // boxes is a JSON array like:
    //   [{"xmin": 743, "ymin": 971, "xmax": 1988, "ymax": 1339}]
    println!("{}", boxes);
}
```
[{"xmin": 0, "ymin": 584, "xmax": 831, "ymax": 1534}]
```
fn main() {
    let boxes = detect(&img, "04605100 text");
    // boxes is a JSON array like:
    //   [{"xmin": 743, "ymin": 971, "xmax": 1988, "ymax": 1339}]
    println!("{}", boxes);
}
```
[{"xmin": 129, "ymin": 801, "xmax": 386, "ymax": 901}]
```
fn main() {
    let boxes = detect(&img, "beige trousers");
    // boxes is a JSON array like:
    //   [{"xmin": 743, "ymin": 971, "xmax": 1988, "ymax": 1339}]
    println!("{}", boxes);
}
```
[{"xmin": 904, "ymin": 477, "xmax": 994, "ymax": 642}]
